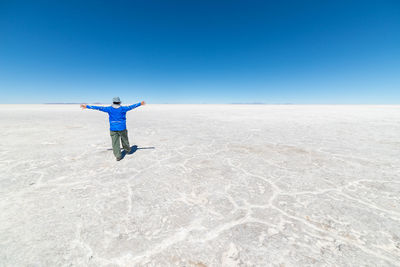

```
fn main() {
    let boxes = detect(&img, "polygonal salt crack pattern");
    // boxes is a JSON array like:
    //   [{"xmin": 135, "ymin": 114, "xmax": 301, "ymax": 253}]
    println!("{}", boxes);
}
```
[{"xmin": 0, "ymin": 104, "xmax": 399, "ymax": 266}]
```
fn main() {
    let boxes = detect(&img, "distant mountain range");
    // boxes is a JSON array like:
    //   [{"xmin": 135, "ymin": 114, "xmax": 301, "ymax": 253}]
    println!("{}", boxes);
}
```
[
  {"xmin": 44, "ymin": 102, "xmax": 103, "ymax": 104},
  {"xmin": 44, "ymin": 102, "xmax": 295, "ymax": 105}
]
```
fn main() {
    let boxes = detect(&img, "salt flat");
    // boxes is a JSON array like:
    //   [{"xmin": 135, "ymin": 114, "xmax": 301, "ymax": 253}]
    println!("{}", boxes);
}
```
[{"xmin": 0, "ymin": 104, "xmax": 399, "ymax": 266}]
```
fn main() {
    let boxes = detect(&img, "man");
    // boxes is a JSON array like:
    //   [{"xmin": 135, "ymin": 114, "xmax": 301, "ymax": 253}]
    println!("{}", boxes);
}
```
[{"xmin": 80, "ymin": 97, "xmax": 146, "ymax": 161}]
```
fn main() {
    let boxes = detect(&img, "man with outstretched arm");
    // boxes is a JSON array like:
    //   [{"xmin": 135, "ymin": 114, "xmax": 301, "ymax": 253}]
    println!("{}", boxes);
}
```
[{"xmin": 80, "ymin": 97, "xmax": 146, "ymax": 161}]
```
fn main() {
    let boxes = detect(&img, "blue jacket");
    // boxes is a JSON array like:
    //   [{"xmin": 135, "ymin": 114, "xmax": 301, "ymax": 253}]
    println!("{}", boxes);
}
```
[{"xmin": 87, "ymin": 103, "xmax": 141, "ymax": 131}]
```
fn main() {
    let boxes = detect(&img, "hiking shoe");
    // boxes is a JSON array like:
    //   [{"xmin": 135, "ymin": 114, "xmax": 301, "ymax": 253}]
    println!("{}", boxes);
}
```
[
  {"xmin": 125, "ymin": 149, "xmax": 131, "ymax": 154},
  {"xmin": 116, "ymin": 157, "xmax": 122, "ymax": 161}
]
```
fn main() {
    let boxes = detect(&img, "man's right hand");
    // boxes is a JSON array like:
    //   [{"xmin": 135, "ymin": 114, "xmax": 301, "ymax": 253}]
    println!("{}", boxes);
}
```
[
  {"xmin": 141, "ymin": 101, "xmax": 146, "ymax": 106},
  {"xmin": 80, "ymin": 104, "xmax": 87, "ymax": 109}
]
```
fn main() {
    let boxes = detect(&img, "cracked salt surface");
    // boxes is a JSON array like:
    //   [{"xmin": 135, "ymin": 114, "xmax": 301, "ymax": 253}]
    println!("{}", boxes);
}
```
[{"xmin": 0, "ymin": 104, "xmax": 399, "ymax": 266}]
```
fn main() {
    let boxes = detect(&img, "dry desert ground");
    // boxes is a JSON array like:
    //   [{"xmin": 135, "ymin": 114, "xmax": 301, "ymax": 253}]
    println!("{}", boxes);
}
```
[{"xmin": 0, "ymin": 104, "xmax": 400, "ymax": 266}]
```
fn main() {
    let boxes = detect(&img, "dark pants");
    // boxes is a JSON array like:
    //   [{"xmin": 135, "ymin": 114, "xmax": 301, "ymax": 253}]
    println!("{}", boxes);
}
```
[{"xmin": 110, "ymin": 129, "xmax": 130, "ymax": 159}]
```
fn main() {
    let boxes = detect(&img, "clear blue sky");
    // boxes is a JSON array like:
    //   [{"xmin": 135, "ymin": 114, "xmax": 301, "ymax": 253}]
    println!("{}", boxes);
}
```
[{"xmin": 1, "ymin": 0, "xmax": 399, "ymax": 104}]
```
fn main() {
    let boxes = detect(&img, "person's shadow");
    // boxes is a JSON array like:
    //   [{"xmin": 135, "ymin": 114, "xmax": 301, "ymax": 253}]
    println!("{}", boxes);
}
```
[
  {"xmin": 108, "ymin": 145, "xmax": 155, "ymax": 160},
  {"xmin": 127, "ymin": 145, "xmax": 155, "ymax": 155}
]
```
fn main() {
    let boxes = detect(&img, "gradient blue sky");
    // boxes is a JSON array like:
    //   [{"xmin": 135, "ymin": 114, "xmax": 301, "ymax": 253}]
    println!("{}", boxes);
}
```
[{"xmin": 1, "ymin": 0, "xmax": 399, "ymax": 104}]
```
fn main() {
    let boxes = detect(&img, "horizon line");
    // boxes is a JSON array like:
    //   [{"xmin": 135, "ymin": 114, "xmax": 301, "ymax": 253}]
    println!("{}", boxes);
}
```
[{"xmin": 0, "ymin": 103, "xmax": 399, "ymax": 105}]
